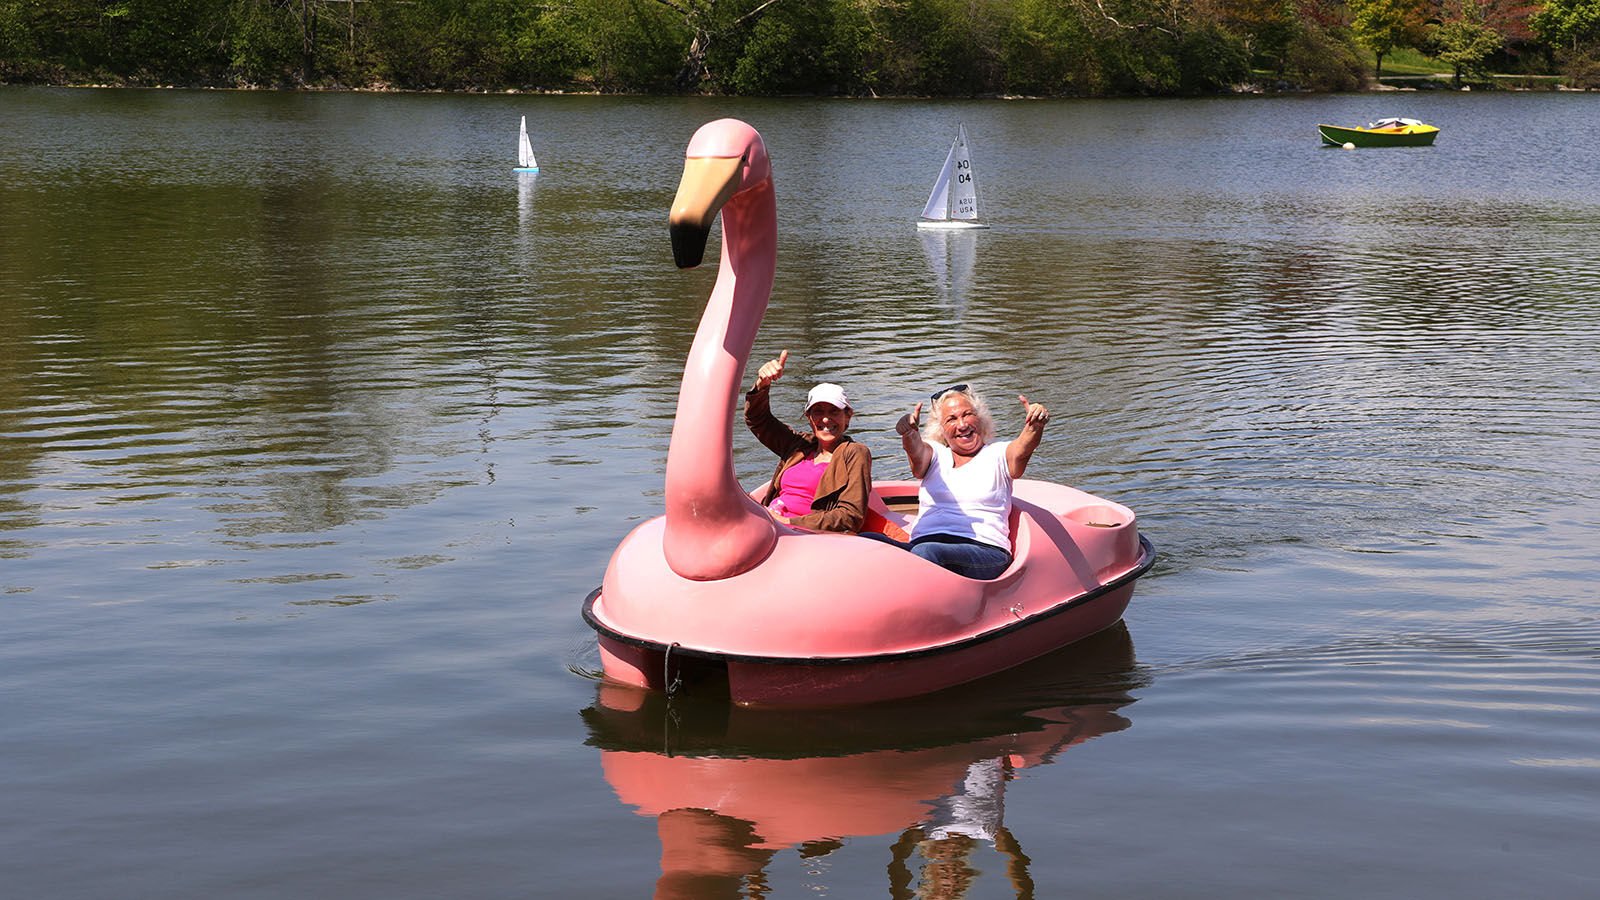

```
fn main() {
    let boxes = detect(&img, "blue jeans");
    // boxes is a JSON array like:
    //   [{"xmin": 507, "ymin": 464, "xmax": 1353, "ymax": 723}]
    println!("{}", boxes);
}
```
[{"xmin": 861, "ymin": 531, "xmax": 1013, "ymax": 580}]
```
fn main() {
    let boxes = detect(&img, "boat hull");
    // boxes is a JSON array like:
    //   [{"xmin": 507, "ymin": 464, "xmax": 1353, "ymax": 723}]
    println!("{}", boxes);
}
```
[
  {"xmin": 589, "ymin": 536, "xmax": 1150, "ymax": 706},
  {"xmin": 1317, "ymin": 124, "xmax": 1438, "ymax": 147},
  {"xmin": 916, "ymin": 218, "xmax": 989, "ymax": 230},
  {"xmin": 586, "ymin": 478, "xmax": 1155, "ymax": 707}
]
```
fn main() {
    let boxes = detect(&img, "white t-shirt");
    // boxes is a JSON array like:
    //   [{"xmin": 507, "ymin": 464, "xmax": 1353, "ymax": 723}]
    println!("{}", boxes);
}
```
[{"xmin": 910, "ymin": 442, "xmax": 1012, "ymax": 551}]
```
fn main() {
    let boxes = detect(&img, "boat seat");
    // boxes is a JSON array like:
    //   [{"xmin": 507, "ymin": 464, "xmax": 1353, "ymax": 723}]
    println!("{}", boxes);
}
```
[
  {"xmin": 865, "ymin": 488, "xmax": 1030, "ymax": 581},
  {"xmin": 863, "ymin": 489, "xmax": 911, "ymax": 542},
  {"xmin": 990, "ymin": 505, "xmax": 1028, "ymax": 580}
]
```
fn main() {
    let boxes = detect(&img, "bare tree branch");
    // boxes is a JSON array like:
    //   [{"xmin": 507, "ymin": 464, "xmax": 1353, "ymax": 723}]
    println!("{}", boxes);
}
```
[
  {"xmin": 734, "ymin": 0, "xmax": 785, "ymax": 28},
  {"xmin": 1076, "ymin": 0, "xmax": 1177, "ymax": 36}
]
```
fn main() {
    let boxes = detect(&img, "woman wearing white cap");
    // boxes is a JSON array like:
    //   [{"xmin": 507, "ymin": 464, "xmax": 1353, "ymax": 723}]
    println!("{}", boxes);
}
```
[{"xmin": 743, "ymin": 350, "xmax": 873, "ymax": 533}]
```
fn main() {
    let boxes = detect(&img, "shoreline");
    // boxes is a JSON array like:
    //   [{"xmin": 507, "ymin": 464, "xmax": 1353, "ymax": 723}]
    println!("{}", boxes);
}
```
[{"xmin": 5, "ymin": 75, "xmax": 1579, "ymax": 97}]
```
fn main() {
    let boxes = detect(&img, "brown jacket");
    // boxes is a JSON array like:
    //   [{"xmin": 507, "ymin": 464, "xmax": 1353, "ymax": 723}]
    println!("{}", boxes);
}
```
[{"xmin": 745, "ymin": 385, "xmax": 872, "ymax": 533}]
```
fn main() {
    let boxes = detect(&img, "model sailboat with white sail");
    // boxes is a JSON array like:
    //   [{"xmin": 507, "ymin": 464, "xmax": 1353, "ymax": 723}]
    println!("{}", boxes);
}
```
[
  {"xmin": 515, "ymin": 116, "xmax": 540, "ymax": 173},
  {"xmin": 916, "ymin": 124, "xmax": 987, "ymax": 229}
]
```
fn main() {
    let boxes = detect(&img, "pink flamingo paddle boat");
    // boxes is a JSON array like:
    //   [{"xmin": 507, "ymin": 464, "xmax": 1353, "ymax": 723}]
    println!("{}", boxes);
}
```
[{"xmin": 583, "ymin": 118, "xmax": 1155, "ymax": 707}]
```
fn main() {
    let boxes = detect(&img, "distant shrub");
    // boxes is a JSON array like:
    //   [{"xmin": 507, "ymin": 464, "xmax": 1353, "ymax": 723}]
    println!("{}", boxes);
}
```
[
  {"xmin": 999, "ymin": 0, "xmax": 1103, "ymax": 96},
  {"xmin": 1177, "ymin": 23, "xmax": 1251, "ymax": 94},
  {"xmin": 1557, "ymin": 47, "xmax": 1600, "ymax": 88},
  {"xmin": 1285, "ymin": 24, "xmax": 1367, "ymax": 90}
]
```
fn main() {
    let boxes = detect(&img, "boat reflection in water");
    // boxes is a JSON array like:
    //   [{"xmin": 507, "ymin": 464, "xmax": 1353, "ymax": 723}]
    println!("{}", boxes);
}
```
[
  {"xmin": 581, "ymin": 624, "xmax": 1143, "ymax": 898},
  {"xmin": 919, "ymin": 227, "xmax": 978, "ymax": 316}
]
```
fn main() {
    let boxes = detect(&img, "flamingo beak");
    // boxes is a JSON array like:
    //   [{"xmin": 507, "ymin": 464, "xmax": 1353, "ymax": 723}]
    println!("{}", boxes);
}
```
[{"xmin": 669, "ymin": 155, "xmax": 744, "ymax": 269}]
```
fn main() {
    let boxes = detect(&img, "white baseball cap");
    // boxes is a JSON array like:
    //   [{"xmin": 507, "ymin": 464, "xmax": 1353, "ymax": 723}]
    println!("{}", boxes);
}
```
[{"xmin": 806, "ymin": 383, "xmax": 851, "ymax": 412}]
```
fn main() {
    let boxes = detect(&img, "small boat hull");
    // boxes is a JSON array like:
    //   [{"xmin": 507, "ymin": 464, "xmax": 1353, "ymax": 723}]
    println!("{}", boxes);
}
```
[
  {"xmin": 1318, "ymin": 123, "xmax": 1438, "ymax": 147},
  {"xmin": 514, "ymin": 166, "xmax": 540, "ymax": 173},
  {"xmin": 916, "ymin": 218, "xmax": 989, "ymax": 230}
]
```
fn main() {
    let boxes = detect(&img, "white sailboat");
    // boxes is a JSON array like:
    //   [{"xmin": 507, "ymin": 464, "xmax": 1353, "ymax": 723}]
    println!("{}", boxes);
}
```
[
  {"xmin": 515, "ymin": 115, "xmax": 540, "ymax": 173},
  {"xmin": 916, "ymin": 124, "xmax": 987, "ymax": 229}
]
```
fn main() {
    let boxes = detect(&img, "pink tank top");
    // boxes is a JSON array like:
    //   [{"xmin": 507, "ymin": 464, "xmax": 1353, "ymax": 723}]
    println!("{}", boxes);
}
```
[{"xmin": 772, "ymin": 455, "xmax": 828, "ymax": 516}]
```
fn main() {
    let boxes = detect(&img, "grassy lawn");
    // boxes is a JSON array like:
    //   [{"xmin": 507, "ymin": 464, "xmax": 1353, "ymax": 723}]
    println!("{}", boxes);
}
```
[
  {"xmin": 1369, "ymin": 47, "xmax": 1565, "ymax": 88},
  {"xmin": 1254, "ymin": 44, "xmax": 1567, "ymax": 90},
  {"xmin": 1374, "ymin": 47, "xmax": 1444, "ymax": 76}
]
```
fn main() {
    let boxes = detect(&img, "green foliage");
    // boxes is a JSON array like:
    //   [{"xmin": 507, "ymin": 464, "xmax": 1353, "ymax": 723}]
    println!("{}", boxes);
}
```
[
  {"xmin": 724, "ymin": 15, "xmax": 810, "ymax": 93},
  {"xmin": 1213, "ymin": 0, "xmax": 1300, "ymax": 72},
  {"xmin": 0, "ymin": 0, "xmax": 42, "ymax": 77},
  {"xmin": 1532, "ymin": 0, "xmax": 1600, "ymax": 86},
  {"xmin": 221, "ymin": 0, "xmax": 298, "ymax": 85},
  {"xmin": 1176, "ymin": 23, "xmax": 1251, "ymax": 92},
  {"xmin": 861, "ymin": 0, "xmax": 1001, "ymax": 95},
  {"xmin": 1426, "ymin": 0, "xmax": 1504, "ymax": 85},
  {"xmin": 818, "ymin": 0, "xmax": 880, "ymax": 94},
  {"xmin": 508, "ymin": 5, "xmax": 592, "ymax": 87},
  {"xmin": 1529, "ymin": 0, "xmax": 1600, "ymax": 50},
  {"xmin": 723, "ymin": 0, "xmax": 859, "ymax": 94},
  {"xmin": 1554, "ymin": 46, "xmax": 1600, "ymax": 84},
  {"xmin": 1283, "ymin": 23, "xmax": 1367, "ymax": 89},
  {"xmin": 0, "ymin": 0, "xmax": 1569, "ymax": 94},
  {"xmin": 999, "ymin": 0, "xmax": 1102, "ymax": 95},
  {"xmin": 1097, "ymin": 29, "xmax": 1182, "ymax": 94},
  {"xmin": 1, "ymin": 0, "xmax": 109, "ymax": 78},
  {"xmin": 1348, "ymin": 0, "xmax": 1427, "ymax": 75},
  {"xmin": 577, "ymin": 0, "xmax": 685, "ymax": 91}
]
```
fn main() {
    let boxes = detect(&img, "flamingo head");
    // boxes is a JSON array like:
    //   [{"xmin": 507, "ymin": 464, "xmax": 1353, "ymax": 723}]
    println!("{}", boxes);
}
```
[{"xmin": 669, "ymin": 119, "xmax": 772, "ymax": 269}]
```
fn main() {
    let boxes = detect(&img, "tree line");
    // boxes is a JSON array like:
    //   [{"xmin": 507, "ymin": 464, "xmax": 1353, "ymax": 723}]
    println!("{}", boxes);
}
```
[{"xmin": 2, "ymin": 0, "xmax": 1597, "ymax": 96}]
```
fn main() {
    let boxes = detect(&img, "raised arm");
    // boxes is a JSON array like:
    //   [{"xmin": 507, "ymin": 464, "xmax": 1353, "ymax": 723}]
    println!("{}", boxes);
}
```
[
  {"xmin": 744, "ymin": 349, "xmax": 804, "ymax": 456},
  {"xmin": 895, "ymin": 401, "xmax": 933, "ymax": 479},
  {"xmin": 1006, "ymin": 394, "xmax": 1049, "ymax": 478}
]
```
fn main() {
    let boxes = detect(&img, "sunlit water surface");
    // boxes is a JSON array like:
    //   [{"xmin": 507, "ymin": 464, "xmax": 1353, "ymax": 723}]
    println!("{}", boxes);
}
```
[{"xmin": 3, "ymin": 87, "xmax": 1599, "ymax": 897}]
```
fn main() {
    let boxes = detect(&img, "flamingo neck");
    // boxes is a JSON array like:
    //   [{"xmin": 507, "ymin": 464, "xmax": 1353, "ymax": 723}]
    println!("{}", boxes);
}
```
[{"xmin": 662, "ymin": 179, "xmax": 779, "ymax": 580}]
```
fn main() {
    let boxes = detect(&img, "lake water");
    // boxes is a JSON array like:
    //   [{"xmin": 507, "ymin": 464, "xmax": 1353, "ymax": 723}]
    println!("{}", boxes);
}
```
[{"xmin": 3, "ymin": 86, "xmax": 1599, "ymax": 898}]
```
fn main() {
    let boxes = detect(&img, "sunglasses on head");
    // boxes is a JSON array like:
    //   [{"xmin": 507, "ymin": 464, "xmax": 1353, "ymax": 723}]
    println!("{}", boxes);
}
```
[{"xmin": 931, "ymin": 384, "xmax": 968, "ymax": 402}]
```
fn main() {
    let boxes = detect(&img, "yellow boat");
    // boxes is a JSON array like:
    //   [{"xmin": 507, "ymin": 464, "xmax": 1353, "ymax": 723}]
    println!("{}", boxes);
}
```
[{"xmin": 1318, "ymin": 118, "xmax": 1439, "ymax": 148}]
